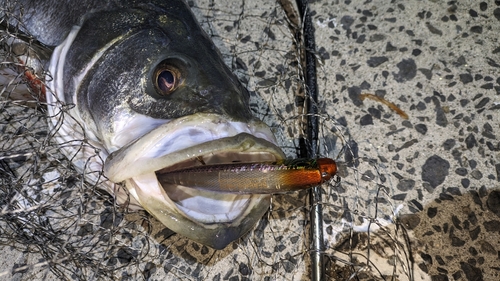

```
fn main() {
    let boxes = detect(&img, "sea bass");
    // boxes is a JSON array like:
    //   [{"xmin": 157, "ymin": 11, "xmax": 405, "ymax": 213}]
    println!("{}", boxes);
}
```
[{"xmin": 1, "ymin": 0, "xmax": 286, "ymax": 249}]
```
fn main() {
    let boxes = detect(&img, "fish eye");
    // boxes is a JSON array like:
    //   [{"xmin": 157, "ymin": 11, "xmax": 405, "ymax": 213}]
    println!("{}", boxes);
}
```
[{"xmin": 153, "ymin": 66, "xmax": 181, "ymax": 96}]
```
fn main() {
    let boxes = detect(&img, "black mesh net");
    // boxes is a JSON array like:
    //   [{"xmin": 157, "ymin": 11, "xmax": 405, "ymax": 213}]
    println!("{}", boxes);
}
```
[{"xmin": 1, "ymin": 1, "xmax": 417, "ymax": 280}]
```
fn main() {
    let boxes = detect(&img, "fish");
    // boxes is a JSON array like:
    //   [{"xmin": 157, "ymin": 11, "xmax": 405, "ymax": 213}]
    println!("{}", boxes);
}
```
[{"xmin": 0, "ymin": 0, "xmax": 298, "ymax": 249}]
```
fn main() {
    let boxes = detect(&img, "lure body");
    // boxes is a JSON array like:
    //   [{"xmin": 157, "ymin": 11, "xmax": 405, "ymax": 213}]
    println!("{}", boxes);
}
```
[{"xmin": 157, "ymin": 158, "xmax": 337, "ymax": 193}]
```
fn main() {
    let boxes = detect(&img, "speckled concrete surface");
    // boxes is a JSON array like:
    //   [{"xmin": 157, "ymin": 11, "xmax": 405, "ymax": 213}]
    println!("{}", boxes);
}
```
[
  {"xmin": 1, "ymin": 0, "xmax": 499, "ymax": 280},
  {"xmin": 309, "ymin": 1, "xmax": 500, "ymax": 280}
]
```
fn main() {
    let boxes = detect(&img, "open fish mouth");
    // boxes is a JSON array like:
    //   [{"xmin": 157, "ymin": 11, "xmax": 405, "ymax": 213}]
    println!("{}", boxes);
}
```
[{"xmin": 103, "ymin": 113, "xmax": 285, "ymax": 249}]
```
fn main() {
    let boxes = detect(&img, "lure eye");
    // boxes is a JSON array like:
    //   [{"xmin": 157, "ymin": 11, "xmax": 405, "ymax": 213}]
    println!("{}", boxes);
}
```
[{"xmin": 153, "ymin": 65, "xmax": 181, "ymax": 96}]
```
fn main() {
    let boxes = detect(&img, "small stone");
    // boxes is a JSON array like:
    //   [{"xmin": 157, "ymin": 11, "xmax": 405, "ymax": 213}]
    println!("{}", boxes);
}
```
[
  {"xmin": 448, "ymin": 187, "xmax": 462, "ymax": 195},
  {"xmin": 432, "ymin": 225, "xmax": 442, "ymax": 232},
  {"xmin": 487, "ymin": 58, "xmax": 500, "ymax": 68},
  {"xmin": 418, "ymin": 263, "xmax": 429, "ymax": 273},
  {"xmin": 480, "ymin": 83, "xmax": 493, "ymax": 89},
  {"xmin": 356, "ymin": 34, "xmax": 366, "ymax": 44},
  {"xmin": 475, "ymin": 97, "xmax": 490, "ymax": 108},
  {"xmin": 479, "ymin": 240, "xmax": 496, "ymax": 254},
  {"xmin": 415, "ymin": 124, "xmax": 427, "ymax": 134},
  {"xmin": 362, "ymin": 9, "xmax": 373, "ymax": 17},
  {"xmin": 326, "ymin": 225, "xmax": 332, "ymax": 235},
  {"xmin": 469, "ymin": 226, "xmax": 480, "ymax": 241},
  {"xmin": 460, "ymin": 262, "xmax": 483, "ymax": 281},
  {"xmin": 116, "ymin": 247, "xmax": 137, "ymax": 264},
  {"xmin": 392, "ymin": 193, "xmax": 407, "ymax": 201},
  {"xmin": 420, "ymin": 253, "xmax": 433, "ymax": 264},
  {"xmin": 422, "ymin": 155, "xmax": 450, "ymax": 188},
  {"xmin": 455, "ymin": 168, "xmax": 468, "ymax": 176},
  {"xmin": 348, "ymin": 86, "xmax": 363, "ymax": 106},
  {"xmin": 369, "ymin": 34, "xmax": 385, "ymax": 42},
  {"xmin": 469, "ymin": 247, "xmax": 478, "ymax": 256},
  {"xmin": 468, "ymin": 212, "xmax": 478, "ymax": 225},
  {"xmin": 427, "ymin": 207, "xmax": 438, "ymax": 218},
  {"xmin": 494, "ymin": 8, "xmax": 500, "ymax": 21},
  {"xmin": 451, "ymin": 215, "xmax": 462, "ymax": 230},
  {"xmin": 439, "ymin": 193, "xmax": 454, "ymax": 201},
  {"xmin": 386, "ymin": 42, "xmax": 397, "ymax": 51},
  {"xmin": 435, "ymin": 106, "xmax": 448, "ymax": 127},
  {"xmin": 451, "ymin": 236, "xmax": 466, "ymax": 246},
  {"xmin": 419, "ymin": 68, "xmax": 432, "ymax": 80},
  {"xmin": 282, "ymin": 260, "xmax": 295, "ymax": 273},
  {"xmin": 239, "ymin": 262, "xmax": 251, "ymax": 275},
  {"xmin": 399, "ymin": 214, "xmax": 420, "ymax": 229},
  {"xmin": 470, "ymin": 169, "xmax": 482, "ymax": 180},
  {"xmin": 478, "ymin": 186, "xmax": 488, "ymax": 198},
  {"xmin": 426, "ymin": 22, "xmax": 443, "ymax": 35},
  {"xmin": 360, "ymin": 114, "xmax": 373, "ymax": 125},
  {"xmin": 461, "ymin": 178, "xmax": 470, "ymax": 188},
  {"xmin": 484, "ymin": 220, "xmax": 500, "ymax": 232},
  {"xmin": 410, "ymin": 199, "xmax": 423, "ymax": 211},
  {"xmin": 201, "ymin": 246, "xmax": 209, "ymax": 255},
  {"xmin": 470, "ymin": 191, "xmax": 483, "ymax": 207},
  {"xmin": 76, "ymin": 223, "xmax": 93, "ymax": 236},
  {"xmin": 397, "ymin": 179, "xmax": 415, "ymax": 191},
  {"xmin": 454, "ymin": 56, "xmax": 467, "ymax": 67},
  {"xmin": 438, "ymin": 266, "xmax": 450, "ymax": 275},
  {"xmin": 368, "ymin": 107, "xmax": 381, "ymax": 119},
  {"xmin": 240, "ymin": 35, "xmax": 251, "ymax": 43},
  {"xmin": 470, "ymin": 26, "xmax": 483, "ymax": 33},
  {"xmin": 367, "ymin": 56, "xmax": 389, "ymax": 67},
  {"xmin": 361, "ymin": 170, "xmax": 376, "ymax": 181},
  {"xmin": 430, "ymin": 274, "xmax": 448, "ymax": 281},
  {"xmin": 486, "ymin": 190, "xmax": 500, "ymax": 217},
  {"xmin": 442, "ymin": 139, "xmax": 456, "ymax": 150},
  {"xmin": 460, "ymin": 73, "xmax": 474, "ymax": 84},
  {"xmin": 465, "ymin": 133, "xmax": 477, "ymax": 149},
  {"xmin": 393, "ymin": 58, "xmax": 417, "ymax": 82},
  {"xmin": 340, "ymin": 15, "xmax": 355, "ymax": 29},
  {"xmin": 479, "ymin": 2, "xmax": 487, "ymax": 11}
]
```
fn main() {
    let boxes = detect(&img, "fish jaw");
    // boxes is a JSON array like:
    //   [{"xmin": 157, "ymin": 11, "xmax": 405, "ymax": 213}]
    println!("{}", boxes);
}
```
[
  {"xmin": 127, "ymin": 173, "xmax": 270, "ymax": 249},
  {"xmin": 103, "ymin": 113, "xmax": 285, "ymax": 249}
]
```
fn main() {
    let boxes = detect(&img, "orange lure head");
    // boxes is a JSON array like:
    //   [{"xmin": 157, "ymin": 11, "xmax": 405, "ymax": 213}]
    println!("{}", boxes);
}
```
[{"xmin": 317, "ymin": 158, "xmax": 337, "ymax": 182}]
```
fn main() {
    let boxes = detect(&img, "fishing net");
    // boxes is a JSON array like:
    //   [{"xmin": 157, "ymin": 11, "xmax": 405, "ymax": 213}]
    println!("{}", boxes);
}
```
[{"xmin": 3, "ymin": 0, "xmax": 499, "ymax": 280}]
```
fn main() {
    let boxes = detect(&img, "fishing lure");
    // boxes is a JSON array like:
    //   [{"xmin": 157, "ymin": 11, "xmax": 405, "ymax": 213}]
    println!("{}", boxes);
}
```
[{"xmin": 157, "ymin": 158, "xmax": 337, "ymax": 194}]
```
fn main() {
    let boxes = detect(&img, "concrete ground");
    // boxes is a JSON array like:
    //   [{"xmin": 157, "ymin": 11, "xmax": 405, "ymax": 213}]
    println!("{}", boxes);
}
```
[{"xmin": 1, "ymin": 0, "xmax": 499, "ymax": 280}]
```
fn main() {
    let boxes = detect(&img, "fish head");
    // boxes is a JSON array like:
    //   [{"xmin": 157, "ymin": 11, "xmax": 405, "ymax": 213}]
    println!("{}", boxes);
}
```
[{"xmin": 55, "ymin": 2, "xmax": 285, "ymax": 249}]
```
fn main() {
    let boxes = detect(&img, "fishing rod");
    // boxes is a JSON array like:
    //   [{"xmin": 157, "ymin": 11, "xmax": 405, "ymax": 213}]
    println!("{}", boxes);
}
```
[{"xmin": 295, "ymin": 0, "xmax": 325, "ymax": 280}]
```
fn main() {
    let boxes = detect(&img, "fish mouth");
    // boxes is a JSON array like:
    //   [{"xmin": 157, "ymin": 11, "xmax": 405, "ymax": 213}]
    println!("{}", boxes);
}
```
[{"xmin": 103, "ymin": 113, "xmax": 284, "ymax": 249}]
